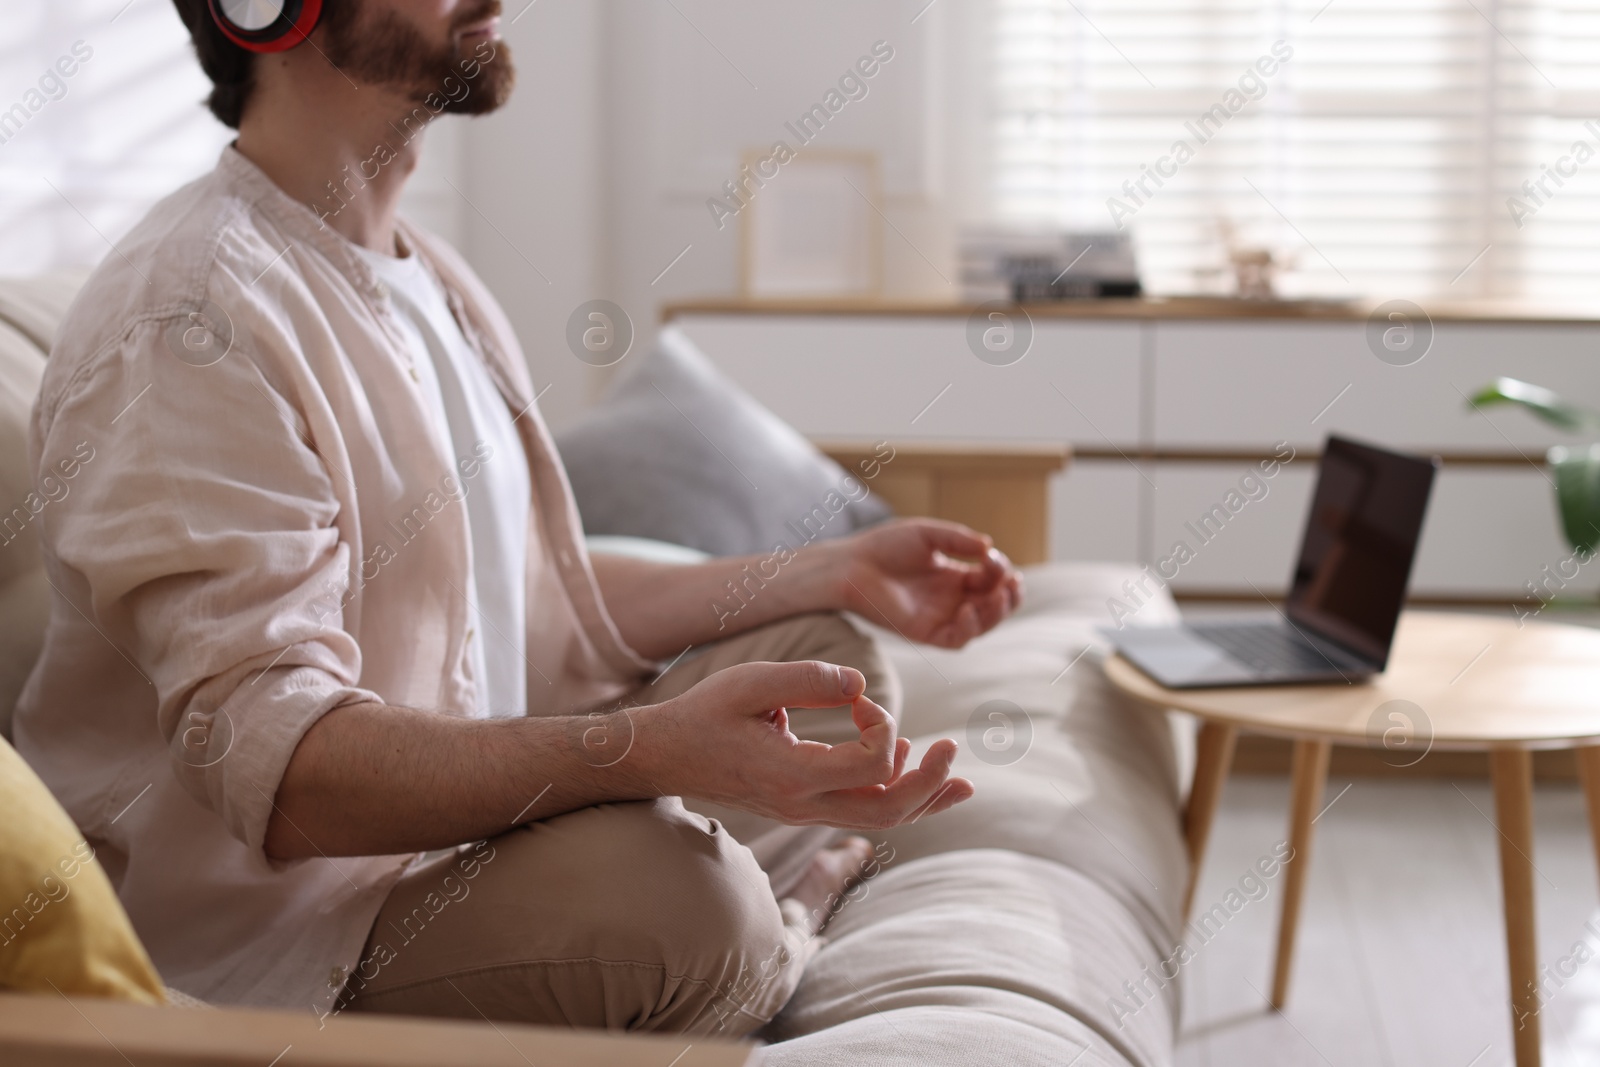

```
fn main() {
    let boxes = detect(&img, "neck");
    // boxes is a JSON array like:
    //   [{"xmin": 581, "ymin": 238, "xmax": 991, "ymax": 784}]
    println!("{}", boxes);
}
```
[{"xmin": 234, "ymin": 56, "xmax": 428, "ymax": 255}]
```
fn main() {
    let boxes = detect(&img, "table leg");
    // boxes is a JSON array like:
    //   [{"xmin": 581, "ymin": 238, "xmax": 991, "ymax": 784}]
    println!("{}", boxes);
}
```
[
  {"xmin": 1270, "ymin": 738, "xmax": 1331, "ymax": 1009},
  {"xmin": 1183, "ymin": 720, "xmax": 1237, "ymax": 919},
  {"xmin": 1491, "ymin": 747, "xmax": 1541, "ymax": 1067},
  {"xmin": 1574, "ymin": 746, "xmax": 1600, "ymax": 892}
]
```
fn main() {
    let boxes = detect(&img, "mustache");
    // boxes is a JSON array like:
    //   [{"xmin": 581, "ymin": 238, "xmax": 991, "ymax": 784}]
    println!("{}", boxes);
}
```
[{"xmin": 452, "ymin": 0, "xmax": 502, "ymax": 31}]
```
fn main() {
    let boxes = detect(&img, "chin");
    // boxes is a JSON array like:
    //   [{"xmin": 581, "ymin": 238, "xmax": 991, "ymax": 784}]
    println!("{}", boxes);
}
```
[{"xmin": 446, "ymin": 41, "xmax": 516, "ymax": 115}]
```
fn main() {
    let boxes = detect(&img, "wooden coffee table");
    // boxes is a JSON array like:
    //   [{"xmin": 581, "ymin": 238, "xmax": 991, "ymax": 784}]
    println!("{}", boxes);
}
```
[{"xmin": 1104, "ymin": 610, "xmax": 1600, "ymax": 1067}]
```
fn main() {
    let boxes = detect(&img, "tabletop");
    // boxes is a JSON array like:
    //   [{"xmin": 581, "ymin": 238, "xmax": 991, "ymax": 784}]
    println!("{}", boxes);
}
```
[{"xmin": 1103, "ymin": 611, "xmax": 1600, "ymax": 751}]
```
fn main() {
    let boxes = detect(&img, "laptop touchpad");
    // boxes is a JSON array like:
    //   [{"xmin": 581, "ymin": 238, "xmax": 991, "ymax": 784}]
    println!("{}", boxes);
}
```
[{"xmin": 1122, "ymin": 627, "xmax": 1251, "ymax": 685}]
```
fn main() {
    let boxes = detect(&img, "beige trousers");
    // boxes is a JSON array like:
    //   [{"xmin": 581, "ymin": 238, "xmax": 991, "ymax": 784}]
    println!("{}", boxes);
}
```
[{"xmin": 339, "ymin": 612, "xmax": 899, "ymax": 1037}]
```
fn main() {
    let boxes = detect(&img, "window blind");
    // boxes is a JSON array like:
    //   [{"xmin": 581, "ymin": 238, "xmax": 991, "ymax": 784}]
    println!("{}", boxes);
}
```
[{"xmin": 991, "ymin": 0, "xmax": 1600, "ymax": 301}]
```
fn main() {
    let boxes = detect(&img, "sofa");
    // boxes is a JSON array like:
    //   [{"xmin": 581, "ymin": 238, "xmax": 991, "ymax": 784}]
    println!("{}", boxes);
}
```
[{"xmin": 0, "ymin": 271, "xmax": 1191, "ymax": 1066}]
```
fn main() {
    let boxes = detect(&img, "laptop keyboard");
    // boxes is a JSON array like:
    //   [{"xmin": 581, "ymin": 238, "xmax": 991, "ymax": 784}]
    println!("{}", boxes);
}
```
[{"xmin": 1188, "ymin": 621, "xmax": 1360, "ymax": 676}]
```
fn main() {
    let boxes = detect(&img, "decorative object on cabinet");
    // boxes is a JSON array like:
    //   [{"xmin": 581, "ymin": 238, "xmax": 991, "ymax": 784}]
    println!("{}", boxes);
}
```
[
  {"xmin": 959, "ymin": 228, "xmax": 1140, "ymax": 303},
  {"xmin": 739, "ymin": 150, "xmax": 883, "ymax": 300}
]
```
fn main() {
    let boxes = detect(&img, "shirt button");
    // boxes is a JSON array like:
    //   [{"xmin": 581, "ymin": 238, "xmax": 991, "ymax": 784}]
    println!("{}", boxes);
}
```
[
  {"xmin": 466, "ymin": 627, "xmax": 476, "ymax": 643},
  {"xmin": 329, "ymin": 965, "xmax": 349, "ymax": 987},
  {"xmin": 374, "ymin": 283, "xmax": 390, "ymax": 300},
  {"xmin": 408, "ymin": 365, "xmax": 420, "ymax": 383}
]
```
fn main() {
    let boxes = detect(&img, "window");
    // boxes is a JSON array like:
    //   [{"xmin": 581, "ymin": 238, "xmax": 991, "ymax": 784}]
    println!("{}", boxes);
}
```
[
  {"xmin": 991, "ymin": 0, "xmax": 1600, "ymax": 301},
  {"xmin": 0, "ymin": 1, "xmax": 231, "ymax": 275},
  {"xmin": 2, "ymin": 2, "xmax": 463, "ymax": 276}
]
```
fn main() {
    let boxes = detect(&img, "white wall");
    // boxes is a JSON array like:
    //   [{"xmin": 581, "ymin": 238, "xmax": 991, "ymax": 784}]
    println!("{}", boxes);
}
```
[
  {"xmin": 452, "ymin": 0, "xmax": 968, "ymax": 417},
  {"xmin": 452, "ymin": 0, "xmax": 609, "ymax": 428},
  {"xmin": 593, "ymin": 0, "xmax": 959, "ymax": 319}
]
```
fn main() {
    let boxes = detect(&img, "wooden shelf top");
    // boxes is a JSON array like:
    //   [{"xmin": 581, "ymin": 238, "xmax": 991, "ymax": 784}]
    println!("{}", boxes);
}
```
[
  {"xmin": 663, "ymin": 295, "xmax": 1600, "ymax": 326},
  {"xmin": 816, "ymin": 439, "xmax": 1070, "ymax": 473}
]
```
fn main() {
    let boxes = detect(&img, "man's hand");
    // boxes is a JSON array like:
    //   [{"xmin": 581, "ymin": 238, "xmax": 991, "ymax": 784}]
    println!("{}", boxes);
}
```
[
  {"xmin": 637, "ymin": 660, "xmax": 974, "ymax": 830},
  {"xmin": 828, "ymin": 518, "xmax": 1023, "ymax": 649},
  {"xmin": 591, "ymin": 516, "xmax": 1021, "ymax": 656},
  {"xmin": 265, "ymin": 656, "xmax": 975, "ymax": 859}
]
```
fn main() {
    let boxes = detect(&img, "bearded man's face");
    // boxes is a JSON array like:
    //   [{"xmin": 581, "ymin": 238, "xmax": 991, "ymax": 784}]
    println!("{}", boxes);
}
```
[{"xmin": 320, "ymin": 0, "xmax": 515, "ymax": 115}]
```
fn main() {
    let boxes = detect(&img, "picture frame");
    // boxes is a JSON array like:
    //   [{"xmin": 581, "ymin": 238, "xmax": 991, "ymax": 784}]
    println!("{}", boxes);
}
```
[{"xmin": 738, "ymin": 149, "xmax": 883, "ymax": 299}]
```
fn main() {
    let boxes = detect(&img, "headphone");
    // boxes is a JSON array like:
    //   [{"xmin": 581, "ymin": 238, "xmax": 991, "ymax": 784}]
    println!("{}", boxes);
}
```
[{"xmin": 208, "ymin": 0, "xmax": 323, "ymax": 54}]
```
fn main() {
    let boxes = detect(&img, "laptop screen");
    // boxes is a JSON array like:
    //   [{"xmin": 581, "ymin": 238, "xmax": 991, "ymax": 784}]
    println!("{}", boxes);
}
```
[{"xmin": 1284, "ymin": 436, "xmax": 1439, "ymax": 667}]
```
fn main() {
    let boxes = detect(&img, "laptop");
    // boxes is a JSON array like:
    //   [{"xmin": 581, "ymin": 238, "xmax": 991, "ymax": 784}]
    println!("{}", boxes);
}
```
[{"xmin": 1103, "ymin": 435, "xmax": 1439, "ymax": 688}]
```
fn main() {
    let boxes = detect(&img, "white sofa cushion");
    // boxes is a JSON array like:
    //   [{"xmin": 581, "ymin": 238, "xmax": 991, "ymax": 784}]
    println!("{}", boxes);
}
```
[
  {"xmin": 0, "ymin": 269, "xmax": 92, "ymax": 352},
  {"xmin": 0, "ymin": 281, "xmax": 60, "ymax": 740},
  {"xmin": 764, "ymin": 851, "xmax": 1170, "ymax": 1067},
  {"xmin": 0, "ymin": 269, "xmax": 95, "ymax": 739},
  {"xmin": 765, "ymin": 563, "xmax": 1188, "ymax": 1066},
  {"xmin": 0, "ymin": 318, "xmax": 46, "ymax": 579}
]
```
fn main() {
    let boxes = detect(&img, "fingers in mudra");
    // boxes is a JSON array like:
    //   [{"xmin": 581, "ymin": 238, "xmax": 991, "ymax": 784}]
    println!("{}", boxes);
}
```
[{"xmin": 659, "ymin": 660, "xmax": 973, "ymax": 830}]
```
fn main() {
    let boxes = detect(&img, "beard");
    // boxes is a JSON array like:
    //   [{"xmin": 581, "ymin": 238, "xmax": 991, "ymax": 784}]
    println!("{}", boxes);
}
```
[{"xmin": 320, "ymin": 0, "xmax": 515, "ymax": 116}]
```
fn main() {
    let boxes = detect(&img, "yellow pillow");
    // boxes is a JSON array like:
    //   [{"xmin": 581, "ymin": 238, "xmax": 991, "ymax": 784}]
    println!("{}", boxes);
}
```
[{"xmin": 0, "ymin": 735, "xmax": 164, "ymax": 1003}]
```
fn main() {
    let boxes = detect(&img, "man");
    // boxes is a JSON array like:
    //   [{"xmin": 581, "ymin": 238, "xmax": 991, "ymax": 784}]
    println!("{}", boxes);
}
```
[{"xmin": 13, "ymin": 0, "xmax": 1021, "ymax": 1037}]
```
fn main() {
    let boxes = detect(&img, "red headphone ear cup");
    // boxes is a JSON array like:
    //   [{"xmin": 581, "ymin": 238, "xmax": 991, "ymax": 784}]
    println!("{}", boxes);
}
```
[{"xmin": 209, "ymin": 0, "xmax": 323, "ymax": 55}]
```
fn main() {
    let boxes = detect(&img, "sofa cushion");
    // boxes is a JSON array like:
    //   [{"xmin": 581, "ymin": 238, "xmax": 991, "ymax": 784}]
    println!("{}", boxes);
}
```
[
  {"xmin": 763, "ymin": 851, "xmax": 1170, "ymax": 1067},
  {"xmin": 0, "ymin": 734, "xmax": 166, "ymax": 1003},
  {"xmin": 556, "ymin": 326, "xmax": 891, "ymax": 556},
  {"xmin": 0, "ymin": 269, "xmax": 92, "ymax": 353},
  {"xmin": 0, "ymin": 570, "xmax": 48, "ymax": 745},
  {"xmin": 765, "ymin": 563, "xmax": 1188, "ymax": 1067},
  {"xmin": 869, "ymin": 562, "xmax": 1186, "ymax": 954},
  {"xmin": 0, "ymin": 318, "xmax": 46, "ymax": 586},
  {"xmin": 0, "ymin": 286, "xmax": 58, "ymax": 741},
  {"xmin": 585, "ymin": 534, "xmax": 711, "ymax": 566}
]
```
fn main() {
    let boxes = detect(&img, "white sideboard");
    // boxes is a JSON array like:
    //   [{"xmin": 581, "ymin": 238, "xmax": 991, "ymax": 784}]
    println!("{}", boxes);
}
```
[{"xmin": 669, "ymin": 301, "xmax": 1600, "ymax": 604}]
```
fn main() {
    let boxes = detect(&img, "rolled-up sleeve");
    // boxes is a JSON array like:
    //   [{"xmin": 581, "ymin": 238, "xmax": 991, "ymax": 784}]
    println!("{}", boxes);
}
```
[{"xmin": 39, "ymin": 314, "xmax": 381, "ymax": 856}]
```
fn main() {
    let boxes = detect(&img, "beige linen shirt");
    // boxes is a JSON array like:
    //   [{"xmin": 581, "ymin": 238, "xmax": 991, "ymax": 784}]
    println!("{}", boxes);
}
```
[{"xmin": 12, "ymin": 147, "xmax": 651, "ymax": 1013}]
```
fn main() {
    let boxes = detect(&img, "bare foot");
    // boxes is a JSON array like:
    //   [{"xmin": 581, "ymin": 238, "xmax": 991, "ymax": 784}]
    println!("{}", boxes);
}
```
[{"xmin": 783, "ymin": 836, "xmax": 877, "ymax": 937}]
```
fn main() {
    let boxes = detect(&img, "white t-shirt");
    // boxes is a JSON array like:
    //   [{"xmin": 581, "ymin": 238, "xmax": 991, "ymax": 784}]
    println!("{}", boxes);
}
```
[{"xmin": 355, "ymin": 241, "xmax": 530, "ymax": 718}]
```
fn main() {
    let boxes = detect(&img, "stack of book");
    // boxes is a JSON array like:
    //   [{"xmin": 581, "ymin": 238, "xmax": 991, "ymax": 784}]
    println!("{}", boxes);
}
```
[{"xmin": 959, "ymin": 229, "xmax": 1141, "ymax": 303}]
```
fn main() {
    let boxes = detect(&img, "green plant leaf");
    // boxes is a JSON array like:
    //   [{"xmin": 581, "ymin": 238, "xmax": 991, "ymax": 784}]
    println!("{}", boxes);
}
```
[
  {"xmin": 1551, "ymin": 446, "xmax": 1600, "ymax": 556},
  {"xmin": 1467, "ymin": 377, "xmax": 1600, "ymax": 433}
]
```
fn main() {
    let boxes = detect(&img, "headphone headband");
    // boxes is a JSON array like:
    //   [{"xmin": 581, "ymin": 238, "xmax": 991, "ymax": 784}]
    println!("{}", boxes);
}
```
[{"xmin": 208, "ymin": 0, "xmax": 323, "ymax": 54}]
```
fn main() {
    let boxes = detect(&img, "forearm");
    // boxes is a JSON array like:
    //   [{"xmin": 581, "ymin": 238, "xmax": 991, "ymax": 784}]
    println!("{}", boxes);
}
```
[
  {"xmin": 591, "ymin": 545, "xmax": 851, "ymax": 658},
  {"xmin": 265, "ymin": 660, "xmax": 974, "ymax": 851},
  {"xmin": 263, "ymin": 701, "xmax": 652, "ymax": 860}
]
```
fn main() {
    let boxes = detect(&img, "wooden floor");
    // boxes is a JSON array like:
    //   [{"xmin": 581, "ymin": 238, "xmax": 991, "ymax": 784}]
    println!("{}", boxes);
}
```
[{"xmin": 1174, "ymin": 775, "xmax": 1600, "ymax": 1067}]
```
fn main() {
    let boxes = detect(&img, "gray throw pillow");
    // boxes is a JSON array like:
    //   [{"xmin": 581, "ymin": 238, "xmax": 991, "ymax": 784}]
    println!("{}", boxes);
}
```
[{"xmin": 555, "ymin": 326, "xmax": 892, "ymax": 556}]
